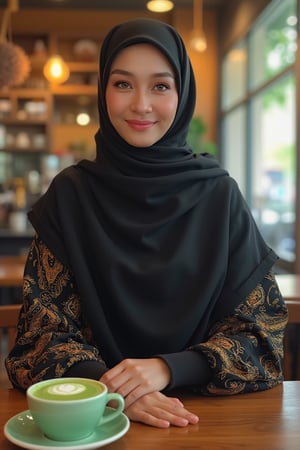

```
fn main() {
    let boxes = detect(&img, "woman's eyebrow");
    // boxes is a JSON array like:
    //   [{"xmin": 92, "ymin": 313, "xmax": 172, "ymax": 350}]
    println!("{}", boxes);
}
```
[{"xmin": 110, "ymin": 69, "xmax": 175, "ymax": 78}]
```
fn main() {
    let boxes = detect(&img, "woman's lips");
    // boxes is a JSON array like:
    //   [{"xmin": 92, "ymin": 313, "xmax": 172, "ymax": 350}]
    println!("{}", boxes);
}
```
[{"xmin": 126, "ymin": 120, "xmax": 156, "ymax": 131}]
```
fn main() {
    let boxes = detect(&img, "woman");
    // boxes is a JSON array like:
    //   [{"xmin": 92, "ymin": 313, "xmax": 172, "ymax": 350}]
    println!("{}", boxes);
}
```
[{"xmin": 6, "ymin": 18, "xmax": 288, "ymax": 428}]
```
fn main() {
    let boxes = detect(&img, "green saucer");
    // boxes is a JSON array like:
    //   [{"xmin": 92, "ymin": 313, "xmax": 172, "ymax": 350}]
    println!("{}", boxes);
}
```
[{"xmin": 4, "ymin": 408, "xmax": 130, "ymax": 450}]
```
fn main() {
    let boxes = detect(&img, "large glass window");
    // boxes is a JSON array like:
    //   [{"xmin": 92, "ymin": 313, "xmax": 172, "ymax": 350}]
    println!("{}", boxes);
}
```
[
  {"xmin": 221, "ymin": 40, "xmax": 247, "ymax": 110},
  {"xmin": 249, "ymin": 0, "xmax": 297, "ymax": 89},
  {"xmin": 251, "ymin": 75, "xmax": 296, "ymax": 262},
  {"xmin": 222, "ymin": 106, "xmax": 247, "ymax": 195},
  {"xmin": 221, "ymin": 0, "xmax": 297, "ymax": 270}
]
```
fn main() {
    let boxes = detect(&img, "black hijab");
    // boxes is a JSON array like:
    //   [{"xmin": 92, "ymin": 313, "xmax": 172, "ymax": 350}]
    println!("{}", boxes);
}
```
[{"xmin": 28, "ymin": 18, "xmax": 277, "ymax": 367}]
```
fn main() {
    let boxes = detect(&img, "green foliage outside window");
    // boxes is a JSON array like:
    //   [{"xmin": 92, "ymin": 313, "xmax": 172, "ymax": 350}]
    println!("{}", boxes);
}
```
[{"xmin": 187, "ymin": 115, "xmax": 217, "ymax": 156}]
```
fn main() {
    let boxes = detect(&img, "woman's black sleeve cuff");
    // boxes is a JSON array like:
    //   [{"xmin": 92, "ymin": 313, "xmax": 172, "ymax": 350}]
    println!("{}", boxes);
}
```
[
  {"xmin": 65, "ymin": 360, "xmax": 108, "ymax": 380},
  {"xmin": 157, "ymin": 350, "xmax": 212, "ymax": 390}
]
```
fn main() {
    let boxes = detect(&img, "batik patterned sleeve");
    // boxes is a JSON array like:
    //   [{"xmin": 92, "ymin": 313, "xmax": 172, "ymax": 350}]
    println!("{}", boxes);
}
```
[
  {"xmin": 5, "ymin": 235, "xmax": 106, "ymax": 390},
  {"xmin": 191, "ymin": 272, "xmax": 288, "ymax": 395}
]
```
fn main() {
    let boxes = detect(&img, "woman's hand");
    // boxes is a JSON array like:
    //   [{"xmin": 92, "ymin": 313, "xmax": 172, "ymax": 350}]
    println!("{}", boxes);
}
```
[
  {"xmin": 124, "ymin": 391, "xmax": 199, "ymax": 428},
  {"xmin": 100, "ymin": 358, "xmax": 171, "ymax": 407}
]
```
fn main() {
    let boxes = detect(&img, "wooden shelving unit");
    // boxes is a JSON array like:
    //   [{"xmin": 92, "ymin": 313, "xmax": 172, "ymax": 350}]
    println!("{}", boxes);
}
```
[{"xmin": 0, "ymin": 31, "xmax": 100, "ymax": 243}]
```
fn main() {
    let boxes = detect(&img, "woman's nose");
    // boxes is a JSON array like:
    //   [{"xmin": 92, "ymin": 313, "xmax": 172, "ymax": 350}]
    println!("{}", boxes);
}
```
[{"xmin": 131, "ymin": 90, "xmax": 152, "ymax": 113}]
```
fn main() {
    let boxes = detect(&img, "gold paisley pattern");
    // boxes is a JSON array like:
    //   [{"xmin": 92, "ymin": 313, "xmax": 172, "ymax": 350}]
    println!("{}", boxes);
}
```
[
  {"xmin": 34, "ymin": 239, "xmax": 69, "ymax": 297},
  {"xmin": 6, "ymin": 236, "xmax": 288, "ymax": 395},
  {"xmin": 193, "ymin": 272, "xmax": 288, "ymax": 395},
  {"xmin": 5, "ymin": 236, "xmax": 101, "ymax": 389}
]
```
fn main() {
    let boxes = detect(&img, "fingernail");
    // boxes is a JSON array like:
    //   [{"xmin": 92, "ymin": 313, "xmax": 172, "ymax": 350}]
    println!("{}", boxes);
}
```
[
  {"xmin": 190, "ymin": 414, "xmax": 199, "ymax": 423},
  {"xmin": 183, "ymin": 418, "xmax": 189, "ymax": 426}
]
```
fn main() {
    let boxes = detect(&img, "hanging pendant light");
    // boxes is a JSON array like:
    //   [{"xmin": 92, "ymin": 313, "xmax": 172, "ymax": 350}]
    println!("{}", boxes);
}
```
[
  {"xmin": 190, "ymin": 0, "xmax": 207, "ymax": 52},
  {"xmin": 0, "ymin": 0, "xmax": 31, "ymax": 88},
  {"xmin": 146, "ymin": 1, "xmax": 174, "ymax": 13},
  {"xmin": 43, "ymin": 54, "xmax": 70, "ymax": 84}
]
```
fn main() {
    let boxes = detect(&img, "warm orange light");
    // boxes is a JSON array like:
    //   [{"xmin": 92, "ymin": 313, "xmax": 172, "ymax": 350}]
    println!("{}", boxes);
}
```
[
  {"xmin": 190, "ymin": 0, "xmax": 207, "ymax": 53},
  {"xmin": 228, "ymin": 48, "xmax": 247, "ymax": 62},
  {"xmin": 190, "ymin": 29, "xmax": 207, "ymax": 52},
  {"xmin": 146, "ymin": 1, "xmax": 174, "ymax": 13},
  {"xmin": 43, "ymin": 55, "xmax": 70, "ymax": 84}
]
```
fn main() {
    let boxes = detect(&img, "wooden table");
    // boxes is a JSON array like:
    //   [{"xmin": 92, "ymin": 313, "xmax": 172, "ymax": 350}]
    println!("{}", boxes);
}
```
[
  {"xmin": 1, "ymin": 382, "xmax": 300, "ymax": 450},
  {"xmin": 0, "ymin": 256, "xmax": 25, "ymax": 288}
]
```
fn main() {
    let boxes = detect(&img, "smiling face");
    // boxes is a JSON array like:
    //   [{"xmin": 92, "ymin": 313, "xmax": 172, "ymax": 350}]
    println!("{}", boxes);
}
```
[{"xmin": 105, "ymin": 43, "xmax": 178, "ymax": 148}]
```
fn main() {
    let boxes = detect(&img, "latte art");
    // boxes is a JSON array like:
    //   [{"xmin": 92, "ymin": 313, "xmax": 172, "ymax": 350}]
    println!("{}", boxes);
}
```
[
  {"xmin": 47, "ymin": 383, "xmax": 86, "ymax": 396},
  {"xmin": 31, "ymin": 378, "xmax": 105, "ymax": 401}
]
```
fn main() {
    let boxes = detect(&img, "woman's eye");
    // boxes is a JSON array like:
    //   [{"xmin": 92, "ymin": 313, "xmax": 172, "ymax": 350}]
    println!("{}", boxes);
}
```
[
  {"xmin": 154, "ymin": 83, "xmax": 170, "ymax": 92},
  {"xmin": 114, "ymin": 80, "xmax": 131, "ymax": 89}
]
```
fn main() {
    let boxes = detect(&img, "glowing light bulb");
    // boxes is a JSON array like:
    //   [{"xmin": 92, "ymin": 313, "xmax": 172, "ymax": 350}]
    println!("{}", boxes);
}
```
[
  {"xmin": 146, "ymin": 1, "xmax": 174, "ymax": 13},
  {"xmin": 43, "ymin": 55, "xmax": 70, "ymax": 84},
  {"xmin": 76, "ymin": 112, "xmax": 91, "ymax": 126}
]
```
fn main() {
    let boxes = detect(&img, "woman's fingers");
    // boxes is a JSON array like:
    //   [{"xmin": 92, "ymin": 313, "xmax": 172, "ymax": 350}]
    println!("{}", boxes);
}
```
[
  {"xmin": 100, "ymin": 358, "xmax": 171, "ymax": 405},
  {"xmin": 124, "ymin": 392, "xmax": 199, "ymax": 428},
  {"xmin": 100, "ymin": 360, "xmax": 199, "ymax": 426}
]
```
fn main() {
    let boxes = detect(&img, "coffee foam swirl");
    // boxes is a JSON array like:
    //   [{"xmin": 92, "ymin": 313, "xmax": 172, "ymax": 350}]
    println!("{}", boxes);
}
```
[{"xmin": 47, "ymin": 383, "xmax": 86, "ymax": 396}]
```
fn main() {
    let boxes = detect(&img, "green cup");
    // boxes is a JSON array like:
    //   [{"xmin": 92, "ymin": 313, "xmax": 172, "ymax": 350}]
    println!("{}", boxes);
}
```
[{"xmin": 26, "ymin": 377, "xmax": 125, "ymax": 441}]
